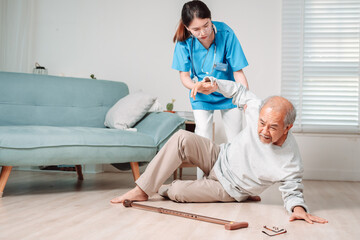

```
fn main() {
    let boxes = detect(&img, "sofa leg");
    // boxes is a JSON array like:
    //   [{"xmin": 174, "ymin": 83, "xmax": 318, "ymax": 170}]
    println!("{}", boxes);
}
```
[
  {"xmin": 0, "ymin": 166, "xmax": 13, "ymax": 198},
  {"xmin": 130, "ymin": 162, "xmax": 140, "ymax": 181},
  {"xmin": 75, "ymin": 165, "xmax": 84, "ymax": 180}
]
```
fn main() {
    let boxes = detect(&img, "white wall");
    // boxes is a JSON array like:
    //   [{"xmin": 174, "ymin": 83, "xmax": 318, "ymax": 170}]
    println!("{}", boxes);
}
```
[
  {"xmin": 4, "ymin": 0, "xmax": 360, "ymax": 180},
  {"xmin": 30, "ymin": 0, "xmax": 282, "ymax": 142},
  {"xmin": 31, "ymin": 0, "xmax": 189, "ymax": 108},
  {"xmin": 295, "ymin": 133, "xmax": 360, "ymax": 181}
]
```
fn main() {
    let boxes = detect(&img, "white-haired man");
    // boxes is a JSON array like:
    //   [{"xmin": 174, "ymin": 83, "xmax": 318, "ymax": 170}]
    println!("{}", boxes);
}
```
[{"xmin": 111, "ymin": 78, "xmax": 327, "ymax": 224}]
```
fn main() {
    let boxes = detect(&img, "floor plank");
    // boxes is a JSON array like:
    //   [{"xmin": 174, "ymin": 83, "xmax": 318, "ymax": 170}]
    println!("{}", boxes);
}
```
[{"xmin": 0, "ymin": 170, "xmax": 359, "ymax": 240}]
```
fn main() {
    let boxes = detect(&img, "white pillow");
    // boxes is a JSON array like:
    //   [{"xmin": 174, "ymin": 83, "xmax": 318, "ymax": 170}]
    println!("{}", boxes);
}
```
[
  {"xmin": 104, "ymin": 91, "xmax": 156, "ymax": 129},
  {"xmin": 148, "ymin": 99, "xmax": 163, "ymax": 112}
]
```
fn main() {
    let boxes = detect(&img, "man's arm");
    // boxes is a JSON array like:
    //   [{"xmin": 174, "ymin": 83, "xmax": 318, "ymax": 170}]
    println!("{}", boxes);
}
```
[
  {"xmin": 190, "ymin": 77, "xmax": 258, "ymax": 108},
  {"xmin": 279, "ymin": 177, "xmax": 308, "ymax": 213},
  {"xmin": 280, "ymin": 179, "xmax": 328, "ymax": 224}
]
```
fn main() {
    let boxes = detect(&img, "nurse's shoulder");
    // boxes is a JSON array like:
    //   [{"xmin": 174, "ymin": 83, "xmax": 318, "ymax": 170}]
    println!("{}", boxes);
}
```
[
  {"xmin": 174, "ymin": 35, "xmax": 192, "ymax": 51},
  {"xmin": 212, "ymin": 21, "xmax": 235, "ymax": 35}
]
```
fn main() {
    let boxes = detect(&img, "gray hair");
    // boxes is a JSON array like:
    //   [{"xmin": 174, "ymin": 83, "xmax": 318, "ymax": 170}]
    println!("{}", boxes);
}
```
[{"xmin": 260, "ymin": 96, "xmax": 297, "ymax": 127}]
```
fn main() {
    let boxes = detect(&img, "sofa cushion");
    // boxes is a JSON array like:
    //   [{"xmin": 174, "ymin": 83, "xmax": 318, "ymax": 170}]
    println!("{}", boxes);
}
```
[
  {"xmin": 0, "ymin": 126, "xmax": 158, "ymax": 166},
  {"xmin": 0, "ymin": 145, "xmax": 157, "ymax": 166},
  {"xmin": 0, "ymin": 126, "xmax": 156, "ymax": 149},
  {"xmin": 134, "ymin": 112, "xmax": 185, "ymax": 147}
]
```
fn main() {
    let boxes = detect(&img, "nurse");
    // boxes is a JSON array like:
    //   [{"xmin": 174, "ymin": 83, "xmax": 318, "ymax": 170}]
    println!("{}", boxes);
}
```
[{"xmin": 172, "ymin": 0, "xmax": 249, "ymax": 178}]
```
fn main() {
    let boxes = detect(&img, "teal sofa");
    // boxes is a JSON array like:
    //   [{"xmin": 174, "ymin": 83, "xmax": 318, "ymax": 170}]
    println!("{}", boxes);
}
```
[{"xmin": 0, "ymin": 72, "xmax": 185, "ymax": 197}]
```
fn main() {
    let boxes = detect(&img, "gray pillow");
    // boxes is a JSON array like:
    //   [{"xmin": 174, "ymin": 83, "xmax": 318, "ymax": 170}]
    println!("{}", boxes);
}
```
[{"xmin": 104, "ymin": 91, "xmax": 156, "ymax": 129}]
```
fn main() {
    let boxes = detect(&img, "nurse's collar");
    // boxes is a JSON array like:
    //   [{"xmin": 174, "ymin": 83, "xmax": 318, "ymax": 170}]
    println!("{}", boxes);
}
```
[{"xmin": 212, "ymin": 23, "xmax": 217, "ymax": 34}]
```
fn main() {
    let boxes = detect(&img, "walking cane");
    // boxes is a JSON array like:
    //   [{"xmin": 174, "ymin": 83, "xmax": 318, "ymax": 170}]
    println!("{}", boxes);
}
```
[{"xmin": 123, "ymin": 200, "xmax": 248, "ymax": 230}]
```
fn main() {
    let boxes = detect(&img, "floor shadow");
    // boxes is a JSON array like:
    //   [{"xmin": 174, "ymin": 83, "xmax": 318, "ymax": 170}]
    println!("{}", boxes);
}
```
[{"xmin": 3, "ymin": 170, "xmax": 136, "ymax": 197}]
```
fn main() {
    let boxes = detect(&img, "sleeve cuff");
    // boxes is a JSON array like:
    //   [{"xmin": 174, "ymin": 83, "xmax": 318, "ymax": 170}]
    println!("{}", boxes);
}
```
[{"xmin": 287, "ymin": 202, "xmax": 310, "ymax": 214}]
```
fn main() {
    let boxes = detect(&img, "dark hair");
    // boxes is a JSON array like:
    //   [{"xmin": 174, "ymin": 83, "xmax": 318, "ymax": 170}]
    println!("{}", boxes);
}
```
[{"xmin": 173, "ymin": 0, "xmax": 211, "ymax": 43}]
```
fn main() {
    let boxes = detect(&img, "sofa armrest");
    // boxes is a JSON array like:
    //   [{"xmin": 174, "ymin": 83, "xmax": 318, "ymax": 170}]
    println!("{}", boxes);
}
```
[{"xmin": 134, "ymin": 112, "xmax": 185, "ymax": 148}]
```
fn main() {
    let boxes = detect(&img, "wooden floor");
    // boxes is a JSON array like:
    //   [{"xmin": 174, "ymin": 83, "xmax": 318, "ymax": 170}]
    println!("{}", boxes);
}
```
[{"xmin": 0, "ymin": 170, "xmax": 359, "ymax": 240}]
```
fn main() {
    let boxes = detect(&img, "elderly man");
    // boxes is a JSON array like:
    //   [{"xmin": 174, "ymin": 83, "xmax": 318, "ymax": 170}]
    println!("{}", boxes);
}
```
[{"xmin": 111, "ymin": 79, "xmax": 327, "ymax": 224}]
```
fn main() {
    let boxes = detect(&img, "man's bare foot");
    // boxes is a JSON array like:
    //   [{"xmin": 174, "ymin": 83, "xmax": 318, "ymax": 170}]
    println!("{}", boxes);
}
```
[
  {"xmin": 110, "ymin": 186, "xmax": 148, "ymax": 203},
  {"xmin": 247, "ymin": 195, "xmax": 261, "ymax": 201}
]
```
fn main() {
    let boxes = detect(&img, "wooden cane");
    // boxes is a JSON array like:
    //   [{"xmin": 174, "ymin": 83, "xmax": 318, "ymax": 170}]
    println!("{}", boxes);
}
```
[{"xmin": 123, "ymin": 200, "xmax": 248, "ymax": 230}]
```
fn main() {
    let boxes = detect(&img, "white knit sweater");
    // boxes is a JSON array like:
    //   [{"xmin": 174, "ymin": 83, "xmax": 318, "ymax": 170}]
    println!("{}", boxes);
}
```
[{"xmin": 212, "ymin": 79, "xmax": 308, "ymax": 213}]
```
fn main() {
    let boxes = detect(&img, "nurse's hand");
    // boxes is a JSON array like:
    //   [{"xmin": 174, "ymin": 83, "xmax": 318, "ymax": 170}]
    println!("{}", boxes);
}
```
[{"xmin": 191, "ymin": 81, "xmax": 218, "ymax": 100}]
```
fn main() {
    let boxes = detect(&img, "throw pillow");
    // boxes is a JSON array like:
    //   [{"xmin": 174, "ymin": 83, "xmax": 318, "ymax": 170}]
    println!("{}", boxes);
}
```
[
  {"xmin": 149, "ymin": 99, "xmax": 163, "ymax": 112},
  {"xmin": 104, "ymin": 91, "xmax": 156, "ymax": 129}
]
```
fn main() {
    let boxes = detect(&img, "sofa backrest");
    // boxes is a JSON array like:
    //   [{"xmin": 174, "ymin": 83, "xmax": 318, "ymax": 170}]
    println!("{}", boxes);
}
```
[{"xmin": 0, "ymin": 71, "xmax": 129, "ymax": 127}]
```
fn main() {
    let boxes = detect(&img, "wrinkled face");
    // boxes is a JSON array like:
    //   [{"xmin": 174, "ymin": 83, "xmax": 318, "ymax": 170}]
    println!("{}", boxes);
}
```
[
  {"xmin": 257, "ymin": 107, "xmax": 291, "ymax": 146},
  {"xmin": 187, "ymin": 17, "xmax": 213, "ymax": 41}
]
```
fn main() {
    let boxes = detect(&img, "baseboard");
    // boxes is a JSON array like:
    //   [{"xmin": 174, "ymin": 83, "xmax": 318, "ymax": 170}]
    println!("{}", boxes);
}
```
[
  {"xmin": 304, "ymin": 169, "xmax": 360, "ymax": 181},
  {"xmin": 13, "ymin": 166, "xmax": 358, "ymax": 181},
  {"xmin": 82, "ymin": 164, "xmax": 103, "ymax": 173}
]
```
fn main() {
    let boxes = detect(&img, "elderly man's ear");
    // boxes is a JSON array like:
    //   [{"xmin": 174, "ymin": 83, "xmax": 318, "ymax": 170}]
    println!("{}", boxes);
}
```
[{"xmin": 284, "ymin": 124, "xmax": 293, "ymax": 134}]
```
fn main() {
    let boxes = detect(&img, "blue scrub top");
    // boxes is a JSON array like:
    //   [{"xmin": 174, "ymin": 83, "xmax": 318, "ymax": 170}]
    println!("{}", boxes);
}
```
[{"xmin": 172, "ymin": 21, "xmax": 248, "ymax": 110}]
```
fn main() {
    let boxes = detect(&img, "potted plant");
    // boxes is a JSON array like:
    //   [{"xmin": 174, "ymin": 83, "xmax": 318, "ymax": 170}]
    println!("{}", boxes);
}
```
[{"xmin": 165, "ymin": 99, "xmax": 176, "ymax": 113}]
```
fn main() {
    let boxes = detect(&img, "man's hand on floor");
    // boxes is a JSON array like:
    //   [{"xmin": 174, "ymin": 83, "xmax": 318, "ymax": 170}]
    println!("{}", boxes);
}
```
[{"xmin": 290, "ymin": 206, "xmax": 328, "ymax": 224}]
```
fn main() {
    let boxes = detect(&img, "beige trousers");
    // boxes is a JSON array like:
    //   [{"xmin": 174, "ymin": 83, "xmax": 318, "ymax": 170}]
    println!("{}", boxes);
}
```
[{"xmin": 136, "ymin": 129, "xmax": 236, "ymax": 202}]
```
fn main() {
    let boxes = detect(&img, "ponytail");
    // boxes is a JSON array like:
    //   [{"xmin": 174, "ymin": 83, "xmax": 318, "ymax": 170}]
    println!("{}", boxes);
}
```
[
  {"xmin": 173, "ymin": 1, "xmax": 211, "ymax": 43},
  {"xmin": 173, "ymin": 20, "xmax": 191, "ymax": 43}
]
